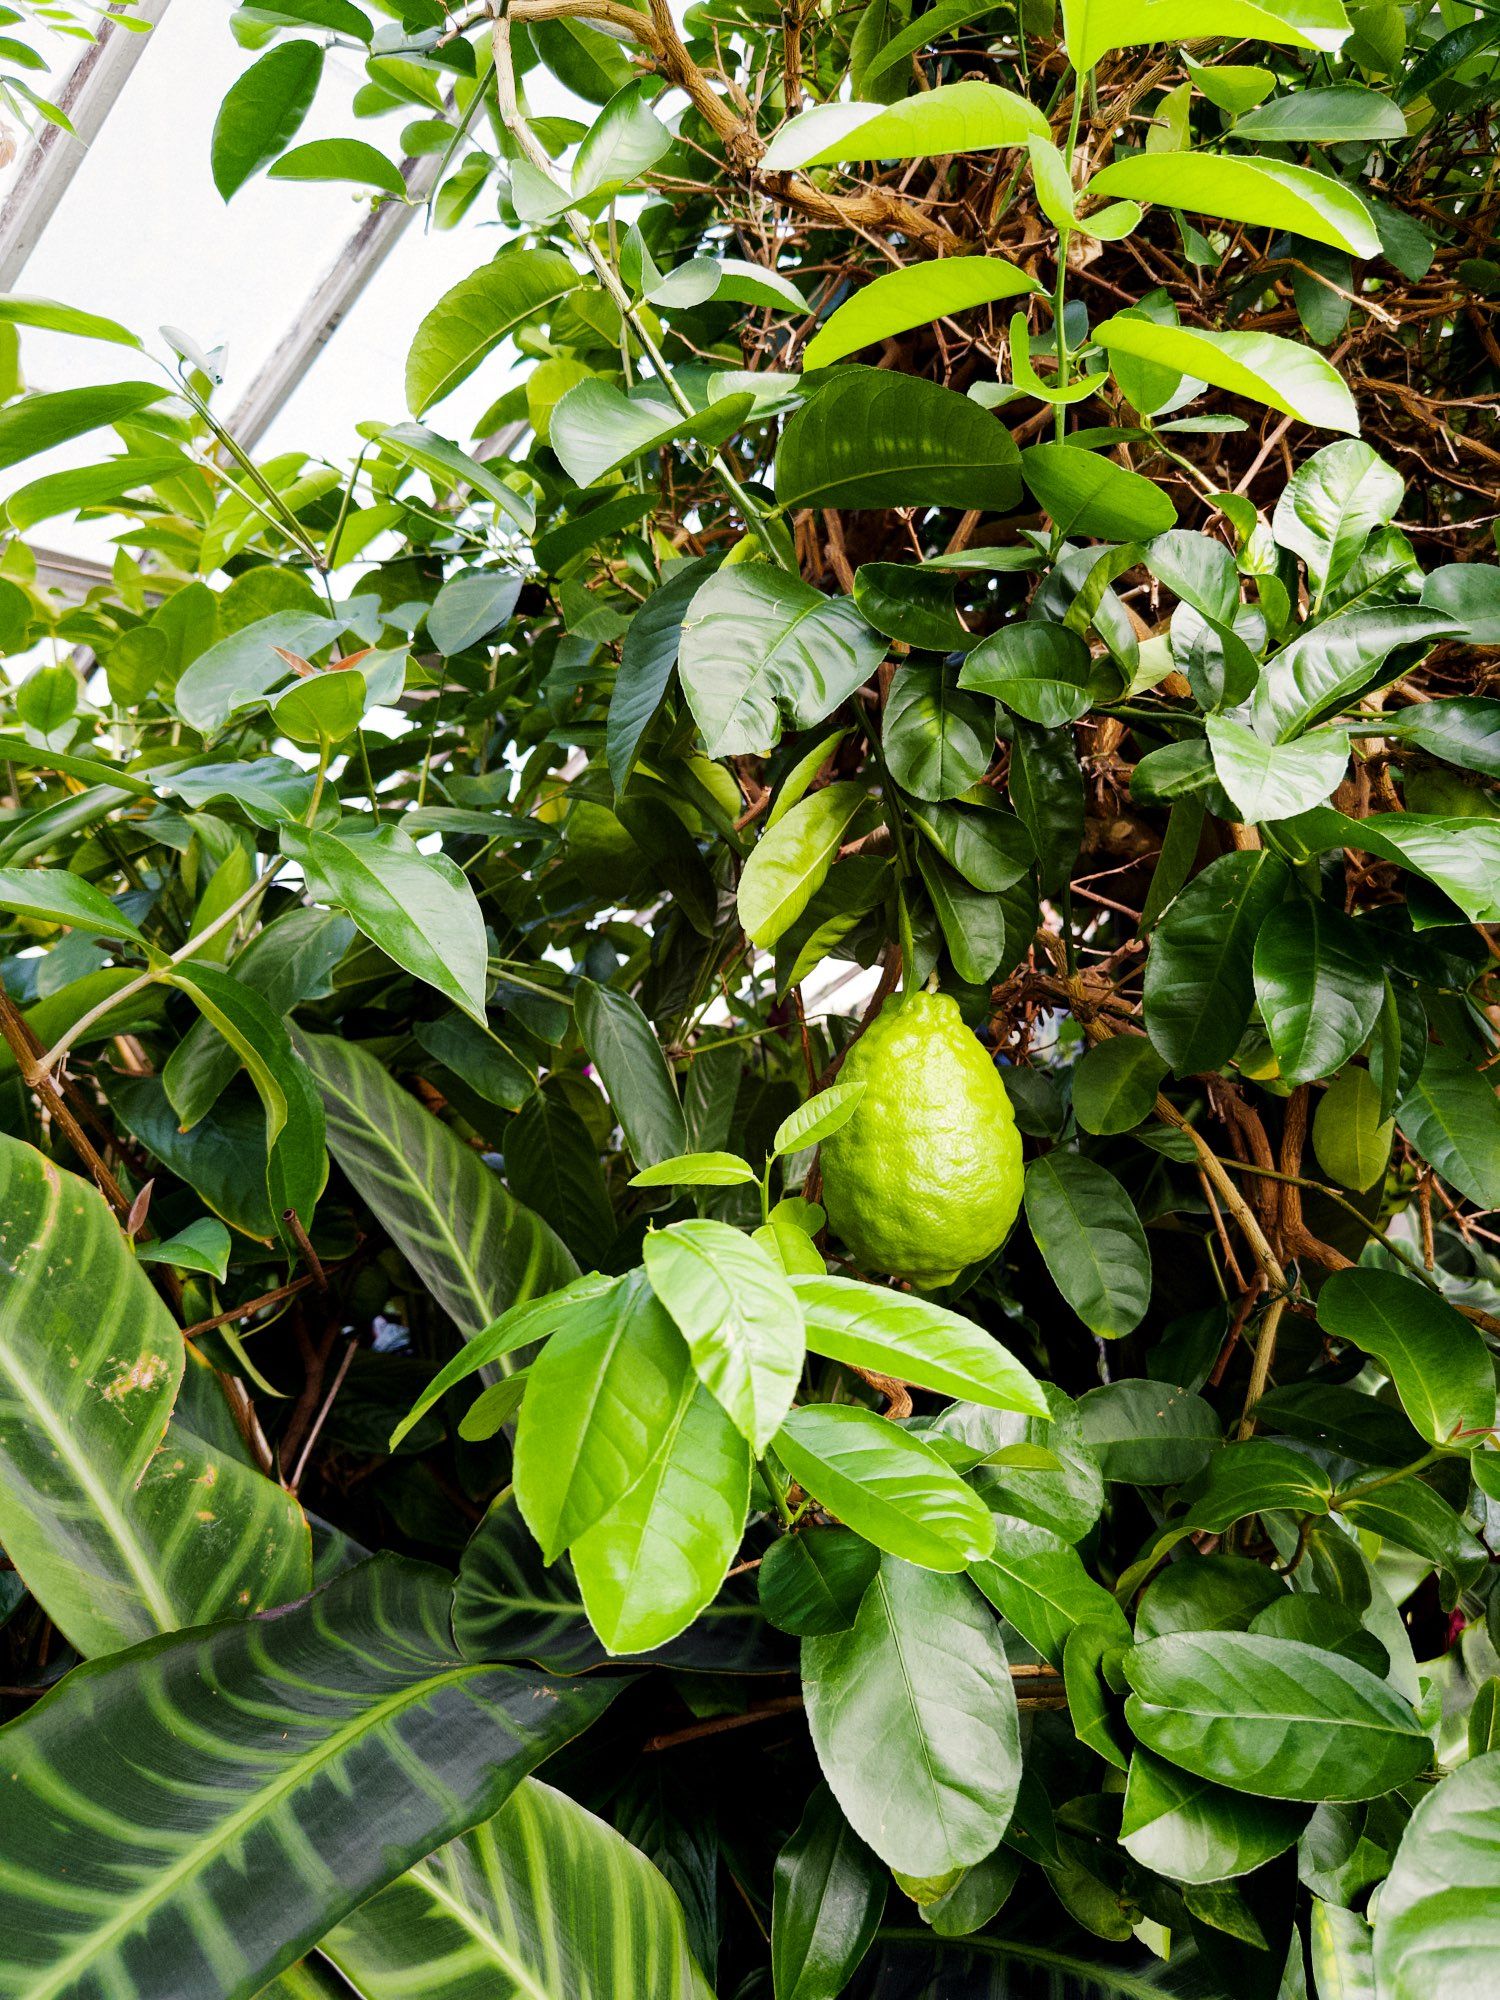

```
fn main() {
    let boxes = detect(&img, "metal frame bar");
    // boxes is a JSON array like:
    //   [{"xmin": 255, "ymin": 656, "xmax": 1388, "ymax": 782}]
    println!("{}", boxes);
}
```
[{"xmin": 0, "ymin": 0, "xmax": 173, "ymax": 292}]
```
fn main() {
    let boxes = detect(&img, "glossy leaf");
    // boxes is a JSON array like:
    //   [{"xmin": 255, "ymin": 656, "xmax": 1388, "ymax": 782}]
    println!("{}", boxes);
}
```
[
  {"xmin": 211, "ymin": 40, "xmax": 324, "ymax": 199},
  {"xmin": 0, "ymin": 1557, "xmax": 614, "ymax": 2000},
  {"xmin": 1092, "ymin": 153, "xmax": 1379, "ymax": 259},
  {"xmin": 1119, "ymin": 1751, "xmax": 1309, "ymax": 1885},
  {"xmin": 1071, "ymin": 1037, "xmax": 1167, "ymax": 1134},
  {"xmin": 739, "ymin": 783, "xmax": 867, "ymax": 947},
  {"xmin": 1251, "ymin": 899, "xmax": 1384, "ymax": 1085},
  {"xmin": 802, "ymin": 1556, "xmax": 1020, "ymax": 1876},
  {"xmin": 771, "ymin": 1784, "xmax": 886, "ymax": 2000},
  {"xmin": 776, "ymin": 368, "xmax": 1022, "ymax": 514},
  {"xmin": 1093, "ymin": 316, "xmax": 1360, "ymax": 433},
  {"xmin": 804, "ymin": 257, "xmax": 1038, "ymax": 370},
  {"xmin": 1124, "ymin": 1631, "xmax": 1430, "ymax": 1802},
  {"xmin": 1021, "ymin": 443, "xmax": 1177, "ymax": 540},
  {"xmin": 775, "ymin": 1405, "xmax": 995, "ymax": 1571},
  {"xmin": 1394, "ymin": 1044, "xmax": 1500, "ymax": 1209},
  {"xmin": 1316, "ymin": 1267, "xmax": 1496, "ymax": 1447},
  {"xmin": 793, "ymin": 1272, "xmax": 1047, "ymax": 1413},
  {"xmin": 644, "ymin": 1220, "xmax": 805, "ymax": 1452},
  {"xmin": 575, "ymin": 978, "xmax": 687, "ymax": 1169},
  {"xmin": 1143, "ymin": 850, "xmax": 1290, "ymax": 1074},
  {"xmin": 760, "ymin": 81, "xmax": 1046, "ymax": 171},
  {"xmin": 1373, "ymin": 1750, "xmax": 1500, "ymax": 1999},
  {"xmin": 1023, "ymin": 1153, "xmax": 1152, "ymax": 1339},
  {"xmin": 969, "ymin": 1514, "xmax": 1128, "ymax": 1666}
]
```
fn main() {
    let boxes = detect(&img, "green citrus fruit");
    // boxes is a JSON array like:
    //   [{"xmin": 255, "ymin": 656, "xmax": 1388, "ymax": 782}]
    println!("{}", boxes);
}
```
[{"xmin": 819, "ymin": 991, "xmax": 1023, "ymax": 1289}]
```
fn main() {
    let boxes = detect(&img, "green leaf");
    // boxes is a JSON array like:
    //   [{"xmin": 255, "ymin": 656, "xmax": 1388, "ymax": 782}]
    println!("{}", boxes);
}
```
[
  {"xmin": 1143, "ymin": 849, "xmax": 1290, "ymax": 1075},
  {"xmin": 1077, "ymin": 1379, "xmax": 1220, "ymax": 1483},
  {"xmin": 1251, "ymin": 899, "xmax": 1384, "ymax": 1085},
  {"xmin": 575, "ymin": 978, "xmax": 687, "ymax": 1168},
  {"xmin": 5, "ymin": 452, "xmax": 194, "ymax": 533},
  {"xmin": 267, "ymin": 136, "xmax": 405, "ymax": 192},
  {"xmin": 1119, "ymin": 1751, "xmax": 1309, "ymax": 1885},
  {"xmin": 773, "ymin": 1081, "xmax": 865, "ymax": 1159},
  {"xmin": 607, "ymin": 555, "xmax": 717, "ymax": 792},
  {"xmin": 1093, "ymin": 315, "xmax": 1359, "ymax": 433},
  {"xmin": 883, "ymin": 663, "xmax": 994, "ymax": 800},
  {"xmin": 513, "ymin": 1267, "xmax": 692, "ymax": 1562},
  {"xmin": 771, "ymin": 1784, "xmax": 886, "ymax": 2000},
  {"xmin": 1008, "ymin": 716, "xmax": 1084, "ymax": 895},
  {"xmin": 969, "ymin": 1515, "xmax": 1129, "ymax": 1667},
  {"xmin": 792, "ymin": 1272, "xmax": 1047, "ymax": 1413},
  {"xmin": 1421, "ymin": 563, "xmax": 1500, "ymax": 646},
  {"xmin": 802, "ymin": 1556, "xmax": 1020, "ymax": 1875},
  {"xmin": 1021, "ymin": 443, "xmax": 1177, "ymax": 540},
  {"xmin": 1206, "ymin": 717, "xmax": 1349, "ymax": 822},
  {"xmin": 549, "ymin": 380, "xmax": 753, "ymax": 488},
  {"xmin": 0, "ymin": 1557, "xmax": 615, "ymax": 2000},
  {"xmin": 853, "ymin": 564, "xmax": 970, "ymax": 653},
  {"xmin": 1394, "ymin": 1043, "xmax": 1500, "ymax": 1209},
  {"xmin": 426, "ymin": 570, "xmax": 522, "ymax": 654},
  {"xmin": 1023, "ymin": 1153, "xmax": 1152, "ymax": 1339},
  {"xmin": 777, "ymin": 368, "xmax": 1022, "ymax": 513},
  {"xmin": 644, "ymin": 1220, "xmax": 806, "ymax": 1452},
  {"xmin": 760, "ymin": 80, "xmax": 1046, "ymax": 171},
  {"xmin": 1123, "ymin": 1631, "xmax": 1430, "ymax": 1802},
  {"xmin": 630, "ymin": 1150, "xmax": 758, "ymax": 1188},
  {"xmin": 1089, "ymin": 153, "xmax": 1379, "ymax": 260},
  {"xmin": 1372, "ymin": 1749, "xmax": 1500, "ymax": 1999},
  {"xmin": 1280, "ymin": 806, "xmax": 1500, "ymax": 923},
  {"xmin": 390, "ymin": 1273, "xmax": 620, "ymax": 1449},
  {"xmin": 1250, "ymin": 606, "xmax": 1458, "ymax": 743},
  {"xmin": 0, "ymin": 1135, "xmax": 310, "ymax": 1656},
  {"xmin": 1379, "ymin": 697, "xmax": 1500, "ymax": 779},
  {"xmin": 572, "ymin": 1380, "xmax": 750, "ymax": 1653},
  {"xmin": 136, "ymin": 1216, "xmax": 232, "ymax": 1280},
  {"xmin": 959, "ymin": 620, "xmax": 1095, "ymax": 727},
  {"xmin": 283, "ymin": 821, "xmax": 488, "ymax": 1021},
  {"xmin": 775, "ymin": 1405, "xmax": 995, "ymax": 1570},
  {"xmin": 1272, "ymin": 439, "xmax": 1403, "ymax": 597},
  {"xmin": 909, "ymin": 796, "xmax": 1034, "ymax": 892},
  {"xmin": 405, "ymin": 250, "xmax": 579, "ymax": 414},
  {"xmin": 0, "ymin": 380, "xmax": 167, "ymax": 473},
  {"xmin": 803, "ymin": 257, "xmax": 1038, "ymax": 370},
  {"xmin": 373, "ymin": 421, "xmax": 535, "ymax": 533},
  {"xmin": 1316, "ymin": 1268, "xmax": 1496, "ymax": 1447},
  {"xmin": 322, "ymin": 1778, "xmax": 715, "ymax": 1999},
  {"xmin": 678, "ymin": 564, "xmax": 885, "ymax": 759},
  {"xmin": 739, "ymin": 782, "xmax": 867, "ymax": 947},
  {"xmin": 1071, "ymin": 1037, "xmax": 1168, "ymax": 1134},
  {"xmin": 174, "ymin": 610, "xmax": 342, "ymax": 734},
  {"xmin": 1336, "ymin": 1475, "xmax": 1485, "ymax": 1588},
  {"xmin": 211, "ymin": 40, "xmax": 324, "ymax": 200},
  {"xmin": 1066, "ymin": 0, "xmax": 1351, "ymax": 69},
  {"xmin": 297, "ymin": 1030, "xmax": 576, "ymax": 1339},
  {"xmin": 1232, "ymin": 83, "xmax": 1406, "ymax": 142},
  {"xmin": 1314, "ymin": 1065, "xmax": 1395, "ymax": 1191},
  {"xmin": 759, "ymin": 1527, "xmax": 879, "ymax": 1637},
  {"xmin": 0, "ymin": 295, "xmax": 142, "ymax": 348},
  {"xmin": 0, "ymin": 865, "xmax": 146, "ymax": 940}
]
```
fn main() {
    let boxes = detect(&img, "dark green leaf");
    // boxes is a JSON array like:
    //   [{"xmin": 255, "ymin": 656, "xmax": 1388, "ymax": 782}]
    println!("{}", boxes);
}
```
[
  {"xmin": 1144, "ymin": 850, "xmax": 1289, "ymax": 1075},
  {"xmin": 211, "ymin": 40, "xmax": 325, "ymax": 199}
]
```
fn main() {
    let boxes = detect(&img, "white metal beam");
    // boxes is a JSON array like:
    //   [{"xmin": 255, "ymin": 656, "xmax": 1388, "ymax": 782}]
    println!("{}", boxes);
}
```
[{"xmin": 0, "ymin": 0, "xmax": 172, "ymax": 292}]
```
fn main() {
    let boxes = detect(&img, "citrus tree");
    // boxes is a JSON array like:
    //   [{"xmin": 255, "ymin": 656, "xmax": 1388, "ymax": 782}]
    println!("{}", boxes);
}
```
[{"xmin": 0, "ymin": 0, "xmax": 1498, "ymax": 1993}]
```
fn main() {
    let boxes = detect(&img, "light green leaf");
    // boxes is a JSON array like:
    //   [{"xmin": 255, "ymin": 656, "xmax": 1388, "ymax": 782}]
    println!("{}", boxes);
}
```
[
  {"xmin": 802, "ymin": 1556, "xmax": 1020, "ymax": 1875},
  {"xmin": 0, "ymin": 295, "xmax": 142, "ymax": 348},
  {"xmin": 1123, "ymin": 1631, "xmax": 1430, "ymax": 1802},
  {"xmin": 760, "ymin": 81, "xmax": 1046, "ymax": 172},
  {"xmin": 1272, "ymin": 439, "xmax": 1403, "ymax": 596},
  {"xmin": 775, "ymin": 1405, "xmax": 995, "ymax": 1570},
  {"xmin": 549, "ymin": 379, "xmax": 753, "ymax": 488},
  {"xmin": 1311, "ymin": 1899, "xmax": 1376, "ymax": 2000},
  {"xmin": 1020, "ymin": 443, "xmax": 1177, "ymax": 539},
  {"xmin": 0, "ymin": 1135, "xmax": 310, "ymax": 1657},
  {"xmin": 630, "ymin": 1150, "xmax": 758, "ymax": 1187},
  {"xmin": 739, "ymin": 782, "xmax": 867, "ymax": 948},
  {"xmin": 513, "ymin": 1267, "xmax": 692, "ymax": 1561},
  {"xmin": 1316, "ymin": 1267, "xmax": 1496, "ymax": 1447},
  {"xmin": 792, "ymin": 1271, "xmax": 1047, "ymax": 1413},
  {"xmin": 774, "ymin": 1081, "xmax": 867, "ymax": 1158},
  {"xmin": 1088, "ymin": 154, "xmax": 1379, "ymax": 260},
  {"xmin": 883, "ymin": 663, "xmax": 994, "ymax": 799},
  {"xmin": 572, "ymin": 1380, "xmax": 750, "ymax": 1654},
  {"xmin": 644, "ymin": 1219, "xmax": 806, "ymax": 1452},
  {"xmin": 1250, "ymin": 605, "xmax": 1458, "ymax": 743},
  {"xmin": 1023, "ymin": 1153, "xmax": 1151, "ymax": 1339},
  {"xmin": 211, "ymin": 39, "xmax": 324, "ymax": 200},
  {"xmin": 136, "ymin": 1217, "xmax": 232, "ymax": 1281},
  {"xmin": 268, "ymin": 136, "xmax": 405, "ymax": 192},
  {"xmin": 0, "ymin": 381, "xmax": 167, "ymax": 474},
  {"xmin": 0, "ymin": 1557, "xmax": 614, "ymax": 2000},
  {"xmin": 405, "ymin": 249, "xmax": 578, "ymax": 415},
  {"xmin": 678, "ymin": 563, "xmax": 886, "ymax": 759},
  {"xmin": 322, "ymin": 1779, "xmax": 715, "ymax": 1999},
  {"xmin": 5, "ymin": 453, "xmax": 193, "ymax": 532},
  {"xmin": 803, "ymin": 256, "xmax": 1038, "ymax": 370},
  {"xmin": 1064, "ymin": 0, "xmax": 1352, "ymax": 74},
  {"xmin": 1093, "ymin": 315, "xmax": 1359, "ymax": 433},
  {"xmin": 174, "ymin": 610, "xmax": 341, "ymax": 733}
]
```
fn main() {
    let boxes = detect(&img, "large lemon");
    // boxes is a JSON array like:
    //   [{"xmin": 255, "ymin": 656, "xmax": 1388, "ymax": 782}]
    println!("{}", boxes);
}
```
[{"xmin": 819, "ymin": 992, "xmax": 1023, "ymax": 1289}]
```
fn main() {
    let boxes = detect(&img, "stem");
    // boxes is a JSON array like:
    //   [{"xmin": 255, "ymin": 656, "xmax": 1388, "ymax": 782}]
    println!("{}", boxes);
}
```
[
  {"xmin": 1334, "ymin": 1447, "xmax": 1444, "ymax": 1505},
  {"xmin": 490, "ymin": 13, "xmax": 789, "ymax": 564},
  {"xmin": 1237, "ymin": 1292, "xmax": 1286, "ymax": 1439},
  {"xmin": 31, "ymin": 864, "xmax": 285, "ymax": 1082},
  {"xmin": 1050, "ymin": 71, "xmax": 1086, "ymax": 443}
]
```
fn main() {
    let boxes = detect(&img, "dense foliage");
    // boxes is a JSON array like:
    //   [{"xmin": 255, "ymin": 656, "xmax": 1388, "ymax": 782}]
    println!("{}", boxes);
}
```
[{"xmin": 1, "ymin": 0, "xmax": 1499, "ymax": 1993}]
